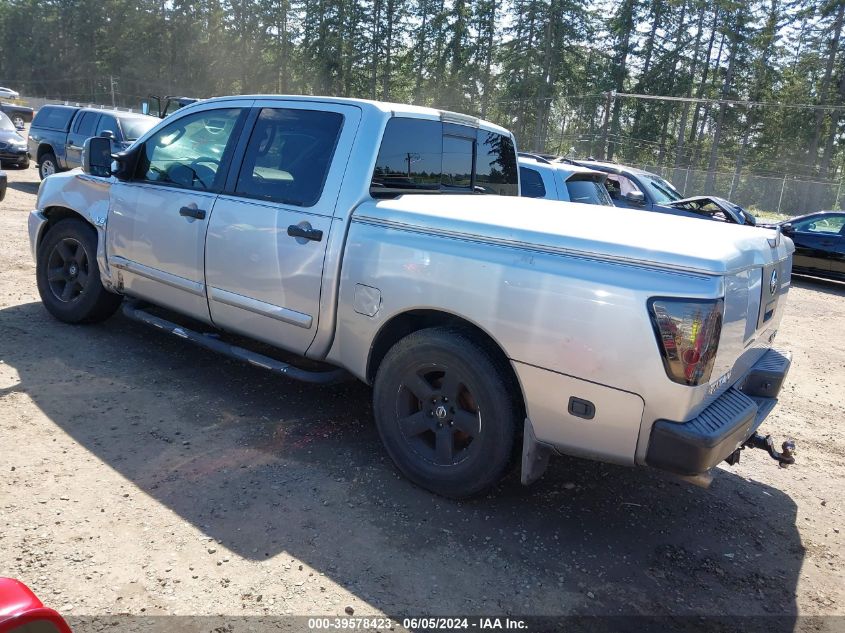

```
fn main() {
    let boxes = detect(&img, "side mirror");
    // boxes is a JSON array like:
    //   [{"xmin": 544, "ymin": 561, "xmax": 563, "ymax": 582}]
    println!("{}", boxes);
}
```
[
  {"xmin": 99, "ymin": 130, "xmax": 115, "ymax": 140},
  {"xmin": 781, "ymin": 223, "xmax": 794, "ymax": 235},
  {"xmin": 82, "ymin": 136, "xmax": 113, "ymax": 177},
  {"xmin": 624, "ymin": 190, "xmax": 645, "ymax": 205}
]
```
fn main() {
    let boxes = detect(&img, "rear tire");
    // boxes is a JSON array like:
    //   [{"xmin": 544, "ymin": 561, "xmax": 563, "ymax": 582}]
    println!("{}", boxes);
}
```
[
  {"xmin": 36, "ymin": 218, "xmax": 122, "ymax": 324},
  {"xmin": 373, "ymin": 327, "xmax": 520, "ymax": 498},
  {"xmin": 38, "ymin": 152, "xmax": 57, "ymax": 180}
]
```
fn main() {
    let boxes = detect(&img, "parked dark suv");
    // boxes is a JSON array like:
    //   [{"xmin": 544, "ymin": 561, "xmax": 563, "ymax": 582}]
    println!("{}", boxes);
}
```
[{"xmin": 28, "ymin": 105, "xmax": 157, "ymax": 179}]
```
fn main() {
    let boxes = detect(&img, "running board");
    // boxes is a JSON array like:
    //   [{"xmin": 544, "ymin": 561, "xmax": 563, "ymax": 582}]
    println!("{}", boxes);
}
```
[{"xmin": 121, "ymin": 302, "xmax": 350, "ymax": 385}]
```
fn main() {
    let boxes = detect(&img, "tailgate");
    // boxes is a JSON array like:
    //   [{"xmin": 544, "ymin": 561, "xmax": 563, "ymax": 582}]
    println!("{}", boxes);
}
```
[{"xmin": 705, "ymin": 240, "xmax": 793, "ymax": 403}]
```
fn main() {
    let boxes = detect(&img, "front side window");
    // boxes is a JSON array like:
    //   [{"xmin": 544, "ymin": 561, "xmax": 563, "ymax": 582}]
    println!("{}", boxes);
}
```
[
  {"xmin": 0, "ymin": 112, "xmax": 14, "ymax": 131},
  {"xmin": 234, "ymin": 108, "xmax": 343, "ymax": 207},
  {"xmin": 136, "ymin": 108, "xmax": 243, "ymax": 191},
  {"xmin": 370, "ymin": 117, "xmax": 518, "ymax": 198},
  {"xmin": 96, "ymin": 115, "xmax": 119, "ymax": 139},
  {"xmin": 566, "ymin": 178, "xmax": 613, "ymax": 206},
  {"xmin": 793, "ymin": 214, "xmax": 845, "ymax": 234},
  {"xmin": 519, "ymin": 167, "xmax": 546, "ymax": 198},
  {"xmin": 605, "ymin": 174, "xmax": 642, "ymax": 201}
]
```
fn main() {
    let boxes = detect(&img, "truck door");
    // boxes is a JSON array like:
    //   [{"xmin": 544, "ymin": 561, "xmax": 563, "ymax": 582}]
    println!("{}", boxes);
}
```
[
  {"xmin": 204, "ymin": 101, "xmax": 361, "ymax": 355},
  {"xmin": 106, "ymin": 104, "xmax": 250, "ymax": 322},
  {"xmin": 66, "ymin": 111, "xmax": 100, "ymax": 169}
]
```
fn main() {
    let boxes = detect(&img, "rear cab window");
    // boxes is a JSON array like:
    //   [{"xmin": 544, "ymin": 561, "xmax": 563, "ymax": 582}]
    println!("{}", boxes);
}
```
[{"xmin": 370, "ymin": 117, "xmax": 518, "ymax": 198}]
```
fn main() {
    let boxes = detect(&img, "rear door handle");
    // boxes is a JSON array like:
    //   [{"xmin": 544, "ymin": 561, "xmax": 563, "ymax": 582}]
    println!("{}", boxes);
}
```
[
  {"xmin": 179, "ymin": 206, "xmax": 206, "ymax": 220},
  {"xmin": 287, "ymin": 224, "xmax": 323, "ymax": 242}
]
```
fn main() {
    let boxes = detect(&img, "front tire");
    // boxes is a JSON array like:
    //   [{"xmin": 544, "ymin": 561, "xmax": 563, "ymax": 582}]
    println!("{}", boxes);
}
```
[
  {"xmin": 373, "ymin": 327, "xmax": 520, "ymax": 498},
  {"xmin": 36, "ymin": 218, "xmax": 122, "ymax": 324},
  {"xmin": 39, "ymin": 152, "xmax": 57, "ymax": 180}
]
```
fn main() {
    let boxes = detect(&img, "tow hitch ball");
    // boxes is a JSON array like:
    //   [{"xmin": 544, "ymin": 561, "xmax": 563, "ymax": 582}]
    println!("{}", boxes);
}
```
[{"xmin": 725, "ymin": 433, "xmax": 796, "ymax": 468}]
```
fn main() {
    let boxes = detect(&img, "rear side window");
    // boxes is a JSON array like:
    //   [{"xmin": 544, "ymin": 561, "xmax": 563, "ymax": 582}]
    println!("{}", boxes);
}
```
[
  {"xmin": 73, "ymin": 112, "xmax": 99, "ymax": 137},
  {"xmin": 371, "ymin": 118, "xmax": 442, "ymax": 194},
  {"xmin": 371, "ymin": 118, "xmax": 518, "ymax": 198},
  {"xmin": 32, "ymin": 106, "xmax": 77, "ymax": 131},
  {"xmin": 566, "ymin": 178, "xmax": 613, "ymax": 206},
  {"xmin": 235, "ymin": 108, "xmax": 343, "ymax": 207},
  {"xmin": 519, "ymin": 167, "xmax": 546, "ymax": 198}
]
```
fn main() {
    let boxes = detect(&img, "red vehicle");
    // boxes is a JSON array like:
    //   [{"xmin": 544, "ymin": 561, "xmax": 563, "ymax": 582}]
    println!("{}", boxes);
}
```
[{"xmin": 0, "ymin": 578, "xmax": 72, "ymax": 633}]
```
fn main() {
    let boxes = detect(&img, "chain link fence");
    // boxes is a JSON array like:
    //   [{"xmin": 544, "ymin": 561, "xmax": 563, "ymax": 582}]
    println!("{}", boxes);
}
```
[{"xmin": 634, "ymin": 164, "xmax": 844, "ymax": 218}]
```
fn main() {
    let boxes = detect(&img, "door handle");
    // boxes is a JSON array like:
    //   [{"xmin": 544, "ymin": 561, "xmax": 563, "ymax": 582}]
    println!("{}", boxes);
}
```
[
  {"xmin": 287, "ymin": 224, "xmax": 323, "ymax": 242},
  {"xmin": 179, "ymin": 206, "xmax": 207, "ymax": 219}
]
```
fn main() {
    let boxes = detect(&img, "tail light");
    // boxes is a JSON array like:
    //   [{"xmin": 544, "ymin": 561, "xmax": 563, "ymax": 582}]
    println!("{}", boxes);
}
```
[{"xmin": 648, "ymin": 297, "xmax": 723, "ymax": 386}]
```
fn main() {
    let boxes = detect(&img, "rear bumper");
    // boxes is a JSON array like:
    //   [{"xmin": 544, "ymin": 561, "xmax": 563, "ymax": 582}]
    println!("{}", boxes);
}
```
[{"xmin": 646, "ymin": 348, "xmax": 791, "ymax": 475}]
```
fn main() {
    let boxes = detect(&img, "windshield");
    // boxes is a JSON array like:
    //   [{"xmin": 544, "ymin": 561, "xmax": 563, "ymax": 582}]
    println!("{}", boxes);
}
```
[
  {"xmin": 639, "ymin": 174, "xmax": 683, "ymax": 203},
  {"xmin": 119, "ymin": 116, "xmax": 157, "ymax": 141},
  {"xmin": 0, "ymin": 112, "xmax": 14, "ymax": 131}
]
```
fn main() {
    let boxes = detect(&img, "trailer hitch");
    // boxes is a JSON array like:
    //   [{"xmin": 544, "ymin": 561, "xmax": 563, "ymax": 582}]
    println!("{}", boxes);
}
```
[{"xmin": 727, "ymin": 432, "xmax": 796, "ymax": 467}]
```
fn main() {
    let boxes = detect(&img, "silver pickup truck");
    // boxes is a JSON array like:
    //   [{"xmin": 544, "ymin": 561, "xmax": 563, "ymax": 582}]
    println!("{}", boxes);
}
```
[{"xmin": 28, "ymin": 96, "xmax": 795, "ymax": 497}]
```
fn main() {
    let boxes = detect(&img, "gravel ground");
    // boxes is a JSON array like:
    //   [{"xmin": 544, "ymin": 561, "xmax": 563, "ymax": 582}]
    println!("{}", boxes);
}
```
[{"xmin": 1, "ymin": 163, "xmax": 843, "ymax": 631}]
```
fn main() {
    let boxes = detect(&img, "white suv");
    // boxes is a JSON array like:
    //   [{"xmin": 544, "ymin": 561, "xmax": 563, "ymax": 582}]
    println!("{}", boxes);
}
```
[{"xmin": 518, "ymin": 153, "xmax": 613, "ymax": 206}]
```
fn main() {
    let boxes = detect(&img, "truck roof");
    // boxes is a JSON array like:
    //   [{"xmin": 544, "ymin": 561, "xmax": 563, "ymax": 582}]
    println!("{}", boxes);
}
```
[{"xmin": 191, "ymin": 94, "xmax": 513, "ymax": 138}]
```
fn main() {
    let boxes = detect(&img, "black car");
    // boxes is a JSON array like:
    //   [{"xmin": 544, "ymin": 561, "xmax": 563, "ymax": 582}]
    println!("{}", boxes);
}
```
[
  {"xmin": 0, "ymin": 111, "xmax": 29, "ymax": 168},
  {"xmin": 568, "ymin": 159, "xmax": 755, "ymax": 225},
  {"xmin": 763, "ymin": 211, "xmax": 845, "ymax": 281},
  {"xmin": 0, "ymin": 100, "xmax": 34, "ymax": 128}
]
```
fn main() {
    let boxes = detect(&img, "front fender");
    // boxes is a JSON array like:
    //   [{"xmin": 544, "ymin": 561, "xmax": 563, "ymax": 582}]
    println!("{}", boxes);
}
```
[{"xmin": 35, "ymin": 170, "xmax": 119, "ymax": 291}]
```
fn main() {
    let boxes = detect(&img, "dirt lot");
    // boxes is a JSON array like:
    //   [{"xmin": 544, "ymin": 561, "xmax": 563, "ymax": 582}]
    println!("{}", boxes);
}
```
[{"xmin": 1, "ymin": 164, "xmax": 844, "ymax": 630}]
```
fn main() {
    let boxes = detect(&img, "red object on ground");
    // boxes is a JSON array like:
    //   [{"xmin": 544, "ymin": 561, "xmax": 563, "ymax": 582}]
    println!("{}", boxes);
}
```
[{"xmin": 0, "ymin": 578, "xmax": 72, "ymax": 633}]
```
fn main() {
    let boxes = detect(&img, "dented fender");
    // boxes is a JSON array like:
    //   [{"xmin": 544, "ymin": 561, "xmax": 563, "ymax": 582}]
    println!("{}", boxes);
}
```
[{"xmin": 31, "ymin": 170, "xmax": 119, "ymax": 292}]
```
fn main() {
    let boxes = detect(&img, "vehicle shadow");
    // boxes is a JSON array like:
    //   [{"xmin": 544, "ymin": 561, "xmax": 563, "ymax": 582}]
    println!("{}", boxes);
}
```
[
  {"xmin": 0, "ymin": 300, "xmax": 804, "ymax": 619},
  {"xmin": 8, "ymin": 180, "xmax": 39, "ymax": 195},
  {"xmin": 791, "ymin": 274, "xmax": 845, "ymax": 297}
]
